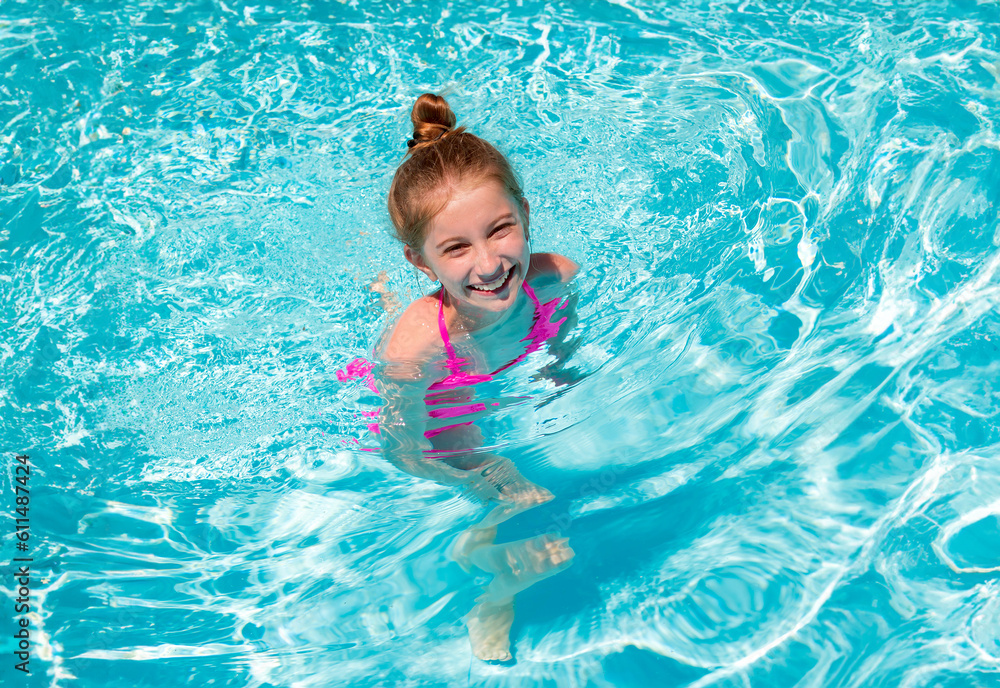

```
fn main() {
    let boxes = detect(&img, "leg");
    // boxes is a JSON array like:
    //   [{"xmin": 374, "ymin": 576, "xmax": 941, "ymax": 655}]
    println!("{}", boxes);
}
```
[{"xmin": 452, "ymin": 529, "xmax": 575, "ymax": 662}]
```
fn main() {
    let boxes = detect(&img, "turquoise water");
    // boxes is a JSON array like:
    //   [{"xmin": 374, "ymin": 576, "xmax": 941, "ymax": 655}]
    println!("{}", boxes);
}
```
[{"xmin": 2, "ymin": 0, "xmax": 1000, "ymax": 685}]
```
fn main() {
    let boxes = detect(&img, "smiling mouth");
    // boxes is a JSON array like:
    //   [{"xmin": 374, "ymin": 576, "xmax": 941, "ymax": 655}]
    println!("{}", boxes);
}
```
[{"xmin": 469, "ymin": 266, "xmax": 515, "ymax": 294}]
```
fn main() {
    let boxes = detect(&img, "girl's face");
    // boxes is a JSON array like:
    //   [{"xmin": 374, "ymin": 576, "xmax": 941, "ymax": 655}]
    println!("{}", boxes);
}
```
[{"xmin": 405, "ymin": 179, "xmax": 530, "ymax": 323}]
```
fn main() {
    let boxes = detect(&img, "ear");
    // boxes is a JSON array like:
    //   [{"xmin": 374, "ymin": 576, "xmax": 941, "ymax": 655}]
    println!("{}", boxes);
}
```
[
  {"xmin": 521, "ymin": 197, "xmax": 530, "ymax": 241},
  {"xmin": 404, "ymin": 244, "xmax": 437, "ymax": 282}
]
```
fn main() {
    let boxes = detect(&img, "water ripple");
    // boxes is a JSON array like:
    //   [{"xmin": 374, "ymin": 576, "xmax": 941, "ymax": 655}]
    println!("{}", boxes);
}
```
[{"xmin": 2, "ymin": 0, "xmax": 1000, "ymax": 686}]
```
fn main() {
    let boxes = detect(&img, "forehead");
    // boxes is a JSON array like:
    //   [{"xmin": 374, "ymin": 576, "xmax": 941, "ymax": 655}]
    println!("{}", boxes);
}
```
[{"xmin": 428, "ymin": 179, "xmax": 517, "ymax": 234}]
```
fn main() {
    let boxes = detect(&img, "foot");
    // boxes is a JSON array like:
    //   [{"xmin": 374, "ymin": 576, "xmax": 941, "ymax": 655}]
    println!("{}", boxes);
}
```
[
  {"xmin": 449, "ymin": 478, "xmax": 556, "ymax": 571},
  {"xmin": 470, "ymin": 533, "xmax": 575, "ymax": 602},
  {"xmin": 467, "ymin": 597, "xmax": 515, "ymax": 662}
]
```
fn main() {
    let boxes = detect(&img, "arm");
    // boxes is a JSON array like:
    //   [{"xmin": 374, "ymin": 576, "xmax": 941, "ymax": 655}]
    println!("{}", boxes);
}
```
[
  {"xmin": 376, "ymin": 372, "xmax": 519, "ymax": 505},
  {"xmin": 373, "ymin": 302, "xmax": 510, "ymax": 499}
]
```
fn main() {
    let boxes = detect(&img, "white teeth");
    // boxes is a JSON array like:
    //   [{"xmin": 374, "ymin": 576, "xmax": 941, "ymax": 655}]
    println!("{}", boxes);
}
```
[{"xmin": 470, "ymin": 267, "xmax": 511, "ymax": 292}]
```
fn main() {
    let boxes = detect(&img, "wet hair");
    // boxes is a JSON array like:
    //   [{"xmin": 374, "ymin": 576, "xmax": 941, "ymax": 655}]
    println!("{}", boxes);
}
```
[{"xmin": 387, "ymin": 93, "xmax": 526, "ymax": 250}]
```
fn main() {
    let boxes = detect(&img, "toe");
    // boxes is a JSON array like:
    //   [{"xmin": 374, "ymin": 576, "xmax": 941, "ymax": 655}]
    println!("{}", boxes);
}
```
[{"xmin": 555, "ymin": 545, "xmax": 576, "ymax": 564}]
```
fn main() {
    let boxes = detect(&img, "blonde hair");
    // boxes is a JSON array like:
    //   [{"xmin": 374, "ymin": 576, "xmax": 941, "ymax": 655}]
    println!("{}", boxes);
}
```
[{"xmin": 387, "ymin": 93, "xmax": 526, "ymax": 249}]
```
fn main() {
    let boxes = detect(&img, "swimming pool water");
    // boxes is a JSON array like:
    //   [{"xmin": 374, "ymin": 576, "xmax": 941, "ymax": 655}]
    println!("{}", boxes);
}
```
[{"xmin": 2, "ymin": 0, "xmax": 1000, "ymax": 685}]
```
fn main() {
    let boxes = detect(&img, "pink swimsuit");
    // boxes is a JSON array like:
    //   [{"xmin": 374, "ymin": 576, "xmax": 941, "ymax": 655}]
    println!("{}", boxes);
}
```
[
  {"xmin": 423, "ymin": 279, "xmax": 568, "ymax": 438},
  {"xmin": 337, "ymin": 278, "xmax": 568, "ymax": 441}
]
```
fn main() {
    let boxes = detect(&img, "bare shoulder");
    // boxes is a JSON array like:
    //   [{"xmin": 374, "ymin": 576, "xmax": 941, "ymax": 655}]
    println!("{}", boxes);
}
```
[
  {"xmin": 377, "ymin": 293, "xmax": 443, "ymax": 365},
  {"xmin": 527, "ymin": 252, "xmax": 579, "ymax": 283}
]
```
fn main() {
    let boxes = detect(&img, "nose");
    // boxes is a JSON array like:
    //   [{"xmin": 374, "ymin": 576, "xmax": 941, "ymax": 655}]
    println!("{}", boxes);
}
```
[{"xmin": 473, "ymin": 246, "xmax": 504, "ymax": 282}]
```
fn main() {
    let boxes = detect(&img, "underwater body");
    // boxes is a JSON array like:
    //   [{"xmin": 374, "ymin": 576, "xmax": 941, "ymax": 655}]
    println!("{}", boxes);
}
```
[{"xmin": 2, "ymin": 0, "xmax": 1000, "ymax": 686}]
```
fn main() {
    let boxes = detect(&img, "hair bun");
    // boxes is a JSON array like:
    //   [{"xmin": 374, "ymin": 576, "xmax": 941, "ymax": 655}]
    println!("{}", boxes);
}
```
[{"xmin": 408, "ymin": 93, "xmax": 456, "ymax": 149}]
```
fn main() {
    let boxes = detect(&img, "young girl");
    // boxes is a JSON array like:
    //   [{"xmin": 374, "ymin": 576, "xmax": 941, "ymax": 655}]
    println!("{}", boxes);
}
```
[{"xmin": 374, "ymin": 93, "xmax": 578, "ymax": 662}]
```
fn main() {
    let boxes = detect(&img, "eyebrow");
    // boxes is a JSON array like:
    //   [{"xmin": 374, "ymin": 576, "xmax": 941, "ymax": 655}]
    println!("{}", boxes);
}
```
[{"xmin": 434, "ymin": 213, "xmax": 517, "ymax": 251}]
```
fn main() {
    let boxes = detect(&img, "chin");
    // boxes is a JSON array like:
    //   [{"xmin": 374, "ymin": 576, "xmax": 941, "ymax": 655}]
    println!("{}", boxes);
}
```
[{"xmin": 466, "ymin": 292, "xmax": 514, "ymax": 313}]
